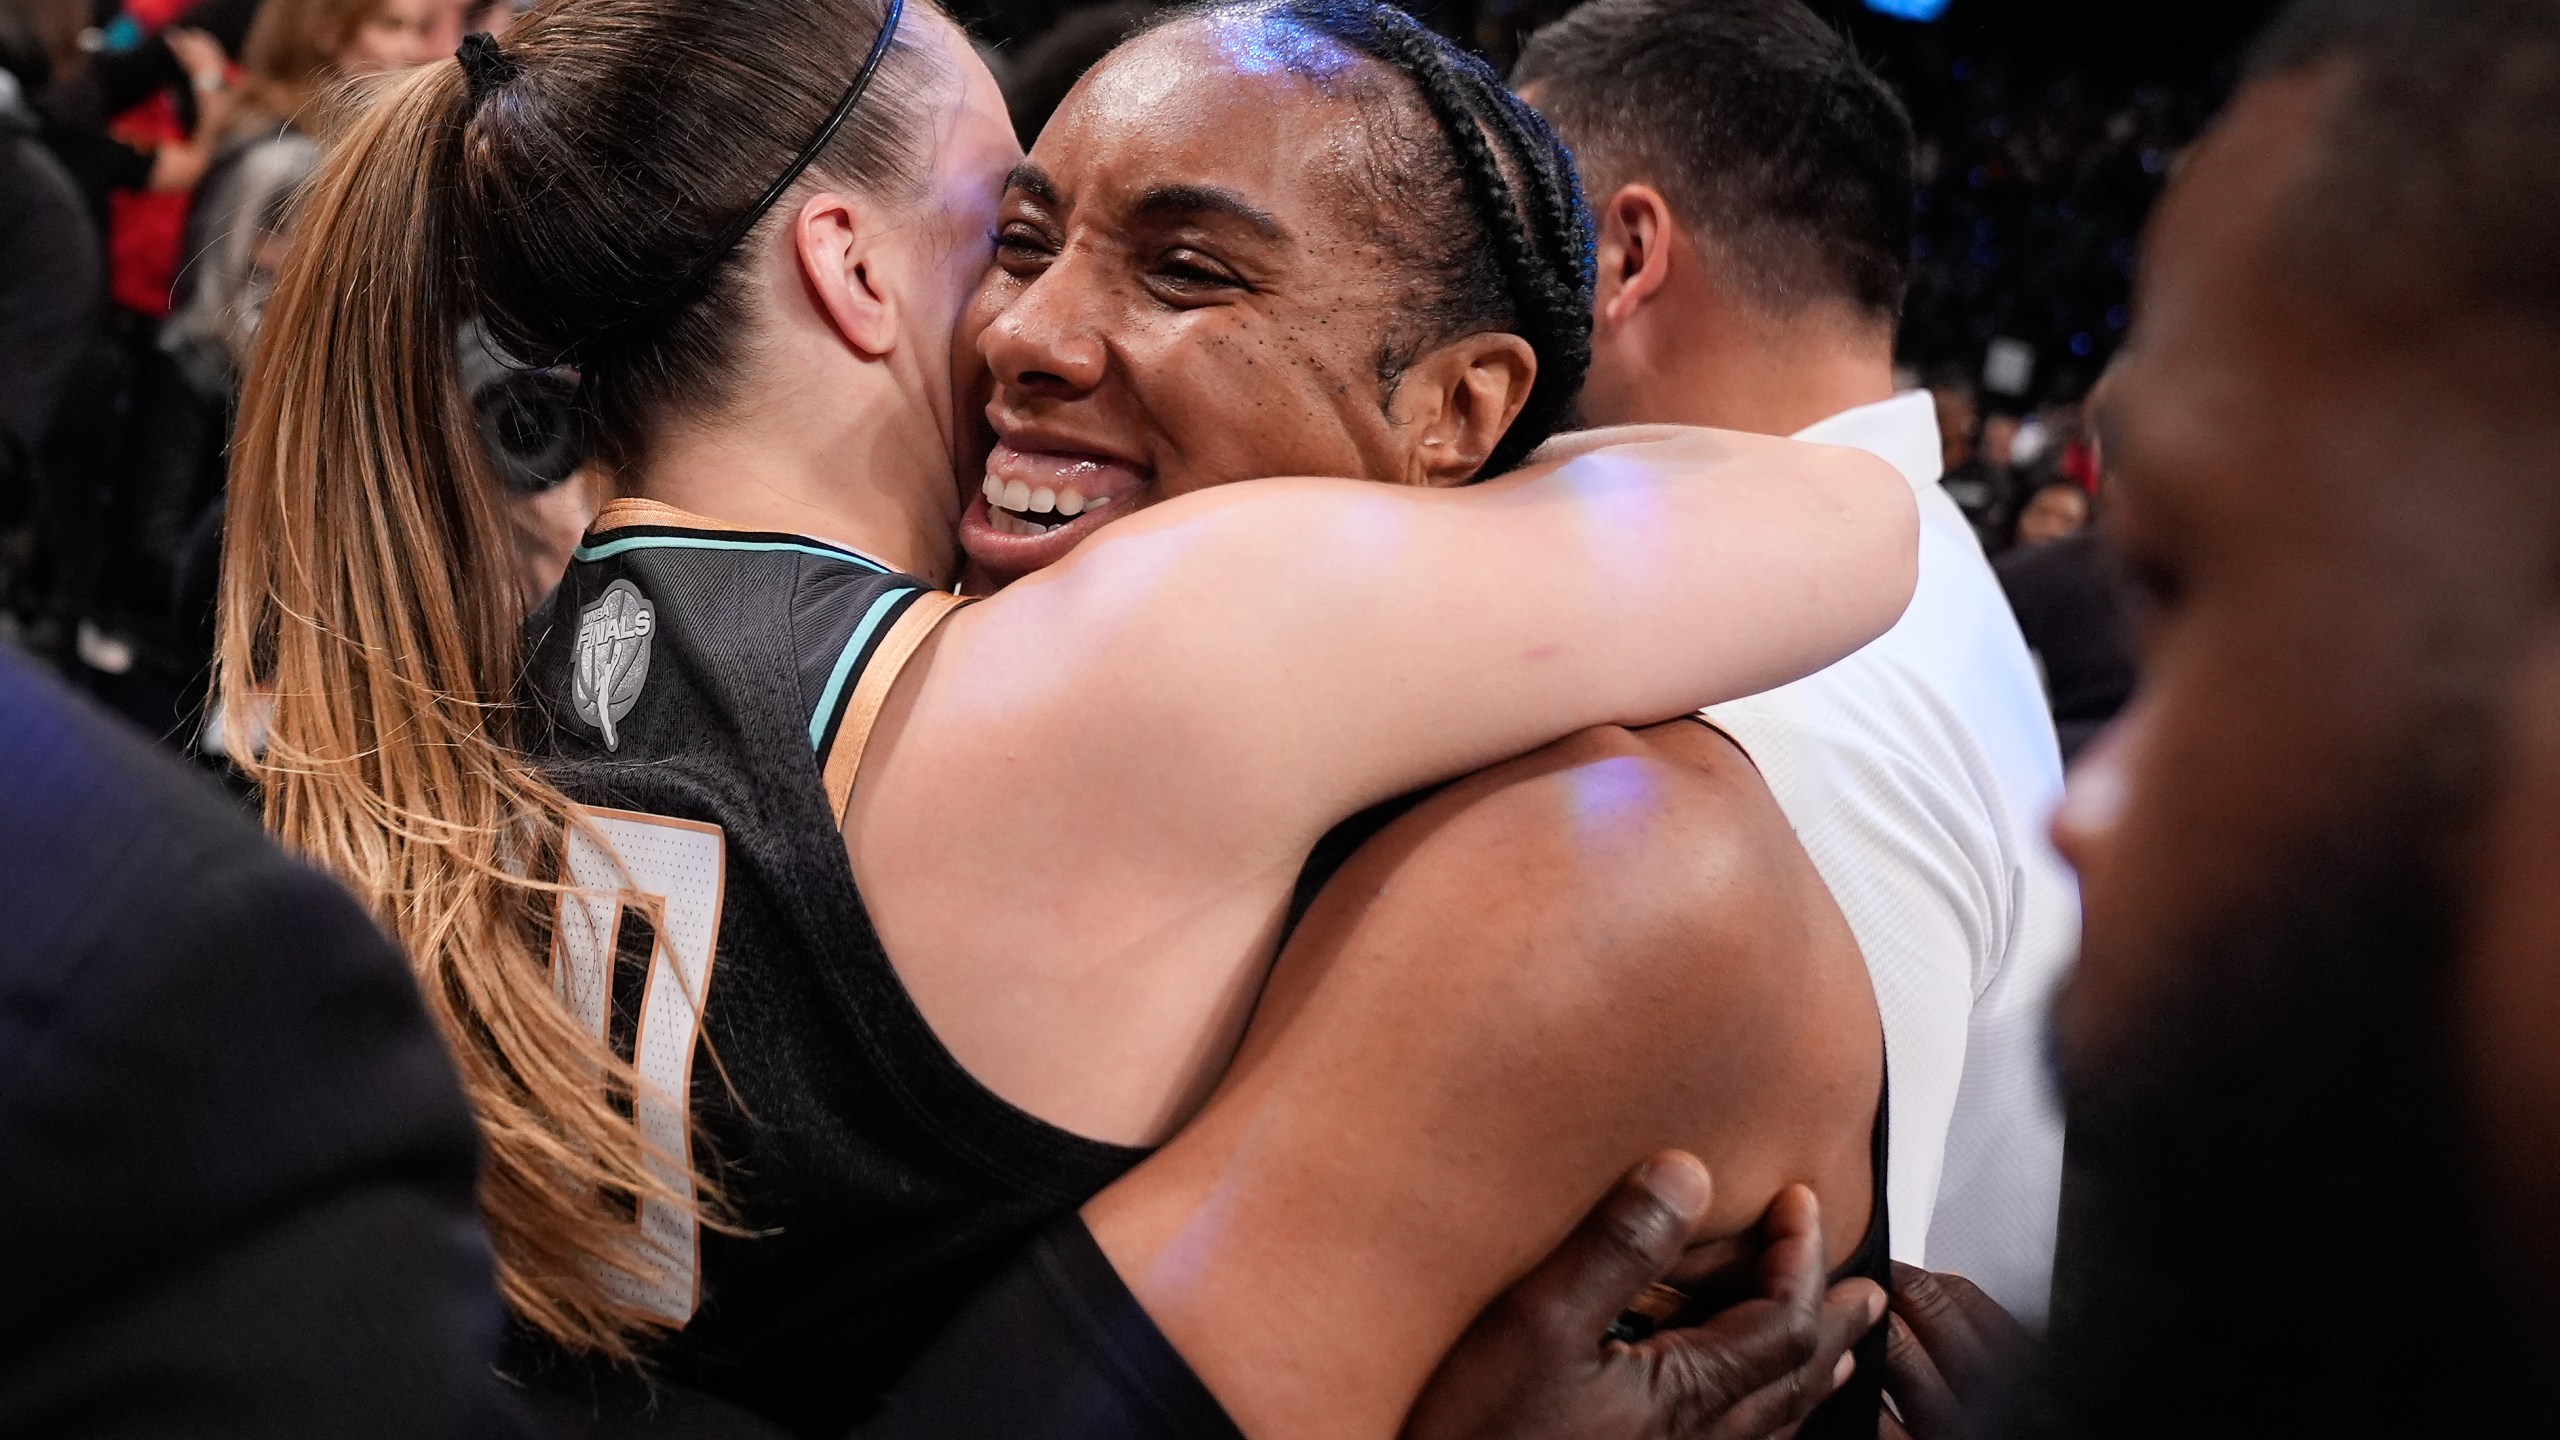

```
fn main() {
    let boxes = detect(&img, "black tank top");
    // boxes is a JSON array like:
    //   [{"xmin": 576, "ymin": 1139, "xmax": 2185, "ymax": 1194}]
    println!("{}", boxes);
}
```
[{"xmin": 515, "ymin": 500, "xmax": 1144, "ymax": 1436}]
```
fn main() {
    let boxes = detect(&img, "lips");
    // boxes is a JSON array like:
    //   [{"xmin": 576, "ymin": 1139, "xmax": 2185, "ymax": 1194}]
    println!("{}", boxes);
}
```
[{"xmin": 958, "ymin": 439, "xmax": 1151, "ymax": 583}]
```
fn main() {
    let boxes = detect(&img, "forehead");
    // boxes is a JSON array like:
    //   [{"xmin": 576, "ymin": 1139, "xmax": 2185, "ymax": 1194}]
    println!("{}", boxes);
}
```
[
  {"xmin": 2102, "ymin": 74, "xmax": 2346, "ymax": 523},
  {"xmin": 1034, "ymin": 18, "xmax": 1403, "ymax": 234}
]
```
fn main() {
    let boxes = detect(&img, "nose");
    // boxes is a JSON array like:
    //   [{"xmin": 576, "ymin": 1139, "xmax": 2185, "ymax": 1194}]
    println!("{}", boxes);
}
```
[{"xmin": 981, "ymin": 255, "xmax": 1110, "ymax": 400}]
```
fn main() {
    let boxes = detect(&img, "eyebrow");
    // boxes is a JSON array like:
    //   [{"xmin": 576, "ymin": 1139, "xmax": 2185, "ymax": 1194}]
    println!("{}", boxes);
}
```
[
  {"xmin": 1005, "ymin": 162, "xmax": 1059, "ymax": 206},
  {"xmin": 1133, "ymin": 183, "xmax": 1290, "ymax": 241}
]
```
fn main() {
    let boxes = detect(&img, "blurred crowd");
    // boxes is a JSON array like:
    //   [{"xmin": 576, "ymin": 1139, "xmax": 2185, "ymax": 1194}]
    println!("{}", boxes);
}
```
[{"xmin": 1, "ymin": 0, "xmax": 574, "ymax": 755}]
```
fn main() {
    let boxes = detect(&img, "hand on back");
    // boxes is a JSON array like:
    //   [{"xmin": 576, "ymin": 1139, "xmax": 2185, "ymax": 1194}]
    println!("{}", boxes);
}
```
[{"xmin": 1406, "ymin": 1153, "xmax": 1885, "ymax": 1440}]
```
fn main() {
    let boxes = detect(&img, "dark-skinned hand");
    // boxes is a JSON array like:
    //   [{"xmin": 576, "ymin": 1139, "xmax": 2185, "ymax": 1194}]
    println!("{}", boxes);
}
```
[
  {"xmin": 1403, "ymin": 1151, "xmax": 1887, "ymax": 1440},
  {"xmin": 1879, "ymin": 1261, "xmax": 2036, "ymax": 1440}
]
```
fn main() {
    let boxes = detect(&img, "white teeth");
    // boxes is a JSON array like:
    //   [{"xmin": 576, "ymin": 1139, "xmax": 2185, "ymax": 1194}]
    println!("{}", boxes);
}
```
[
  {"xmin": 1056, "ymin": 488, "xmax": 1086, "ymax": 517},
  {"xmin": 1003, "ymin": 480, "xmax": 1033, "ymax": 512},
  {"xmin": 1084, "ymin": 493, "xmax": 1112, "ymax": 513},
  {"xmin": 983, "ymin": 474, "xmax": 1004, "ymax": 505},
  {"xmin": 1031, "ymin": 487, "xmax": 1058, "ymax": 514}
]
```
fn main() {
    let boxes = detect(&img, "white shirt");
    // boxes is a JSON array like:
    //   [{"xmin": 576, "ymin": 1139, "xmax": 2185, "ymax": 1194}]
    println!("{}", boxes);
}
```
[{"xmin": 1706, "ymin": 391, "xmax": 2078, "ymax": 1321}]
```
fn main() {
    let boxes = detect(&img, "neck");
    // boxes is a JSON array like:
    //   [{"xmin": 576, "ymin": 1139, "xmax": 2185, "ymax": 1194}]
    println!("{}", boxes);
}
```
[
  {"xmin": 639, "ymin": 376, "xmax": 960, "ymax": 586},
  {"xmin": 1609, "ymin": 305, "xmax": 1898, "ymax": 439}
]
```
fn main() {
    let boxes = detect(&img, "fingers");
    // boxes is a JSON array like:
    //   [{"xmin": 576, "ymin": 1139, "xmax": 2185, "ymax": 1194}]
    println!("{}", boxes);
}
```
[
  {"xmin": 1755, "ymin": 1184, "xmax": 1832, "ymax": 1308},
  {"xmin": 1500, "ymin": 1151, "xmax": 1717, "ymax": 1349},
  {"xmin": 1887, "ymin": 1263, "xmax": 2030, "ymax": 1398},
  {"xmin": 1664, "ymin": 1278, "xmax": 1881, "ymax": 1440},
  {"xmin": 1934, "ymin": 1269, "xmax": 2035, "ymax": 1354},
  {"xmin": 1882, "ymin": 1312, "xmax": 1962, "ymax": 1440}
]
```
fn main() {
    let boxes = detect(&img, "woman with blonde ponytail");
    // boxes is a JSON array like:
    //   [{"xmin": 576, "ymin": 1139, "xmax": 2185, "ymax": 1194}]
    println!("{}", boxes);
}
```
[{"xmin": 223, "ymin": 0, "xmax": 1916, "ymax": 1429}]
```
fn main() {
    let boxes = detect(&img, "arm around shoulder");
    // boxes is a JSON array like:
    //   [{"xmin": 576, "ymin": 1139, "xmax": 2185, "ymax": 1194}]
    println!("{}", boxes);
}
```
[{"xmin": 939, "ymin": 425, "xmax": 1918, "ymax": 828}]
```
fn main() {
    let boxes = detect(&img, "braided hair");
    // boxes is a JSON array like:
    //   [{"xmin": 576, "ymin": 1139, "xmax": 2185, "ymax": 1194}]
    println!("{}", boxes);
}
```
[{"xmin": 1158, "ymin": 0, "xmax": 1598, "ymax": 477}]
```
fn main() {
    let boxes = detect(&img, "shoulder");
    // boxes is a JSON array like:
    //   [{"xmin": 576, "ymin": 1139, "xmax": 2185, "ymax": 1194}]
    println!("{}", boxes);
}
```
[
  {"xmin": 0, "ymin": 647, "xmax": 269, "ymax": 978},
  {"xmin": 0, "ymin": 650, "xmax": 477, "ymax": 1276},
  {"xmin": 1338, "ymin": 722, "xmax": 1838, "ymax": 974}
]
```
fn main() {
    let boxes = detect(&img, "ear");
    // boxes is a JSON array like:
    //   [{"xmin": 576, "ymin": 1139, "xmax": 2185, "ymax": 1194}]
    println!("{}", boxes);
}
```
[
  {"xmin": 1593, "ymin": 183, "xmax": 1678, "ymax": 335},
  {"xmin": 792, "ymin": 190, "xmax": 899, "ymax": 360},
  {"xmin": 1389, "ymin": 332, "xmax": 1539, "ymax": 488}
]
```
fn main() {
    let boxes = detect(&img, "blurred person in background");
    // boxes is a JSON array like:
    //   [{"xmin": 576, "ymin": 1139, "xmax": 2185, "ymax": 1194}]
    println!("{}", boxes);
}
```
[
  {"xmin": 1, "ymin": 0, "xmax": 236, "ymax": 660},
  {"xmin": 1996, "ymin": 474, "xmax": 2132, "ymax": 764},
  {"xmin": 1995, "ymin": 483, "xmax": 2135, "ymax": 764},
  {"xmin": 80, "ymin": 0, "xmax": 430, "ymax": 738},
  {"xmin": 1930, "ymin": 373, "xmax": 1977, "ymax": 477},
  {"xmin": 4, "ymin": 0, "xmax": 241, "ymax": 218},
  {"xmin": 2009, "ymin": 477, "xmax": 2091, "ymax": 549},
  {"xmin": 1515, "ymin": 0, "xmax": 2081, "ymax": 1324},
  {"xmin": 1935, "ymin": 392, "xmax": 2017, "ymax": 548},
  {"xmin": 0, "ymin": 21, "xmax": 104, "ymax": 639}
]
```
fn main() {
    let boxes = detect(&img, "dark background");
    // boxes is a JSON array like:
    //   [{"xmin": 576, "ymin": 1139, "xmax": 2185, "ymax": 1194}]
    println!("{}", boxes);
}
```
[{"xmin": 953, "ymin": 0, "xmax": 2286, "ymax": 409}]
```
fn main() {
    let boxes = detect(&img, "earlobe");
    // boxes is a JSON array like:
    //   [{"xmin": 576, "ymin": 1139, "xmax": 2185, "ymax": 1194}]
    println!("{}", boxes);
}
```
[{"xmin": 794, "ymin": 192, "xmax": 899, "ymax": 359}]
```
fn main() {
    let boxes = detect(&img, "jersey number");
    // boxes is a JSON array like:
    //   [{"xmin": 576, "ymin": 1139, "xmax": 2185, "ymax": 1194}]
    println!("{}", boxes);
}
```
[{"xmin": 552, "ymin": 806, "xmax": 726, "ymax": 1326}]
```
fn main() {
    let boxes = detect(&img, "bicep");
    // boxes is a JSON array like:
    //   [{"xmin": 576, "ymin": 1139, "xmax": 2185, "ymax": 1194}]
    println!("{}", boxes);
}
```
[{"xmin": 910, "ymin": 438, "xmax": 1915, "ymax": 857}]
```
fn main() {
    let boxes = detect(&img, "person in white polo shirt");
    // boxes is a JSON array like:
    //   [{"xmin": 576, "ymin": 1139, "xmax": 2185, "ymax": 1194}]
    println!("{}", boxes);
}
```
[{"xmin": 1518, "ymin": 0, "xmax": 2080, "ymax": 1320}]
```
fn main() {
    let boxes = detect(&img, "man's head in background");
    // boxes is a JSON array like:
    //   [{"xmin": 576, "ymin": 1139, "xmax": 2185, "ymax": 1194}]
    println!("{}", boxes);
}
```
[
  {"xmin": 2046, "ymin": 0, "xmax": 2560, "ymax": 1430},
  {"xmin": 1512, "ymin": 0, "xmax": 1914, "ymax": 437}
]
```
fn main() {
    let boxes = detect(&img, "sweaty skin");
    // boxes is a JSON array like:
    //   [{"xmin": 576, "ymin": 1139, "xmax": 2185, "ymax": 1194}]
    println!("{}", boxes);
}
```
[
  {"xmin": 849, "ymin": 10, "xmax": 1912, "ymax": 1154},
  {"xmin": 943, "ymin": 17, "xmax": 1888, "ymax": 1435},
  {"xmin": 1085, "ymin": 722, "xmax": 1882, "ymax": 1438}
]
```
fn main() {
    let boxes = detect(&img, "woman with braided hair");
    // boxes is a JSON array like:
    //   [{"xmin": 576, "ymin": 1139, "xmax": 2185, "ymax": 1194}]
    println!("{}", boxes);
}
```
[
  {"xmin": 918, "ymin": 5, "xmax": 1894, "ymax": 1437},
  {"xmin": 220, "ymin": 0, "xmax": 1911, "ymax": 1431}
]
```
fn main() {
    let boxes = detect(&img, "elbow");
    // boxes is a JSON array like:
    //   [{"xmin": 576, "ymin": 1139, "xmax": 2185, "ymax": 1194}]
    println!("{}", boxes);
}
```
[{"xmin": 1826, "ymin": 447, "xmax": 1920, "ymax": 643}]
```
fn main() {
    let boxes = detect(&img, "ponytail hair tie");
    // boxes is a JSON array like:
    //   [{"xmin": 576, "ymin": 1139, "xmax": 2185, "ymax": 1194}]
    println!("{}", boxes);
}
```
[{"xmin": 457, "ymin": 31, "xmax": 519, "ymax": 106}]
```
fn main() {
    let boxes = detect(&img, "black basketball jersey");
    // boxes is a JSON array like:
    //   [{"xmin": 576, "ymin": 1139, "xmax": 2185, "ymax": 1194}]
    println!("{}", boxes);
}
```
[{"xmin": 515, "ymin": 499, "xmax": 1143, "ymax": 1437}]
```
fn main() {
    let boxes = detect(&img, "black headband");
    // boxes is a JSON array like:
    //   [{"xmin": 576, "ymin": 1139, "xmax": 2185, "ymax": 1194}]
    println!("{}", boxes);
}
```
[{"xmin": 597, "ymin": 0, "xmax": 908, "ymax": 358}]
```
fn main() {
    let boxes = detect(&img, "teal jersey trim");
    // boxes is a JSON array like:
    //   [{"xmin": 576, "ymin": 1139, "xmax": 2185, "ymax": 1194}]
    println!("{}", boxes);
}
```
[
  {"xmin": 573, "ymin": 533, "xmax": 890, "ymax": 572},
  {"xmin": 808, "ymin": 588, "xmax": 920, "ymax": 751}
]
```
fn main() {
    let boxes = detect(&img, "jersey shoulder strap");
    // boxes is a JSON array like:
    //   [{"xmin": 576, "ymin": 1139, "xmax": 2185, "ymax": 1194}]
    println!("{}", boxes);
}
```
[
  {"xmin": 577, "ymin": 499, "xmax": 969, "ymax": 825},
  {"xmin": 814, "ymin": 587, "xmax": 968, "ymax": 825}
]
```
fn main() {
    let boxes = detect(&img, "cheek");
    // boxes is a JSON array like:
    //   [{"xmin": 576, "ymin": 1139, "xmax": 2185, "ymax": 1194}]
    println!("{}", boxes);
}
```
[
  {"xmin": 1149, "ymin": 356, "xmax": 1382, "ymax": 498},
  {"xmin": 2056, "ymin": 591, "xmax": 2408, "ymax": 1074}
]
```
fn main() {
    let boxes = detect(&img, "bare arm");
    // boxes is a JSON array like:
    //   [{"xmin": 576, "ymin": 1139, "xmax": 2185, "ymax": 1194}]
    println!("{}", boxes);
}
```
[
  {"xmin": 1079, "ymin": 722, "xmax": 1885, "ymax": 1437},
  {"xmin": 926, "ymin": 426, "xmax": 1912, "ymax": 837},
  {"xmin": 850, "ymin": 428, "xmax": 1912, "ymax": 1143}
]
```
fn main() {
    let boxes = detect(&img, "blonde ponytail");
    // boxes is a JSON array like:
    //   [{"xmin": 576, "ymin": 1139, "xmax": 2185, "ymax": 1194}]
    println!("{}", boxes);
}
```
[{"xmin": 218, "ymin": 59, "xmax": 693, "ymax": 1359}]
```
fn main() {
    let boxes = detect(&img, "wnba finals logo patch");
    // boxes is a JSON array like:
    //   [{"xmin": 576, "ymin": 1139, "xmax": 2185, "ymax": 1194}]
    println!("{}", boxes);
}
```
[{"xmin": 572, "ymin": 579, "xmax": 656, "ymax": 751}]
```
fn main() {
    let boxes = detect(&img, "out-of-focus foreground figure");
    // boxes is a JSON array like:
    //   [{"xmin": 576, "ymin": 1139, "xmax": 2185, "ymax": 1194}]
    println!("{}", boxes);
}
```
[{"xmin": 1981, "ymin": 0, "xmax": 2560, "ymax": 1433}]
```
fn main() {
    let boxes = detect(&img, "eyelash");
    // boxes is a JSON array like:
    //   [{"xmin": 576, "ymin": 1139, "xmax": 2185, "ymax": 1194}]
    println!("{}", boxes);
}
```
[{"xmin": 1155, "ymin": 255, "xmax": 1240, "ymax": 289}]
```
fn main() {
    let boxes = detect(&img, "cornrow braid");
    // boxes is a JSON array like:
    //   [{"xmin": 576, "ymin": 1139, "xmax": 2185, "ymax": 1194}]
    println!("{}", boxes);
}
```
[
  {"xmin": 1159, "ymin": 0, "xmax": 1599, "ymax": 477},
  {"xmin": 1355, "ymin": 4, "xmax": 1596, "ymax": 475}
]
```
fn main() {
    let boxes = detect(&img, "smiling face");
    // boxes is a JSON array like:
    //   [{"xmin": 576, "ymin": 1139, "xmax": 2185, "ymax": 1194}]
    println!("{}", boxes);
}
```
[{"xmin": 949, "ymin": 15, "xmax": 1535, "ymax": 583}]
